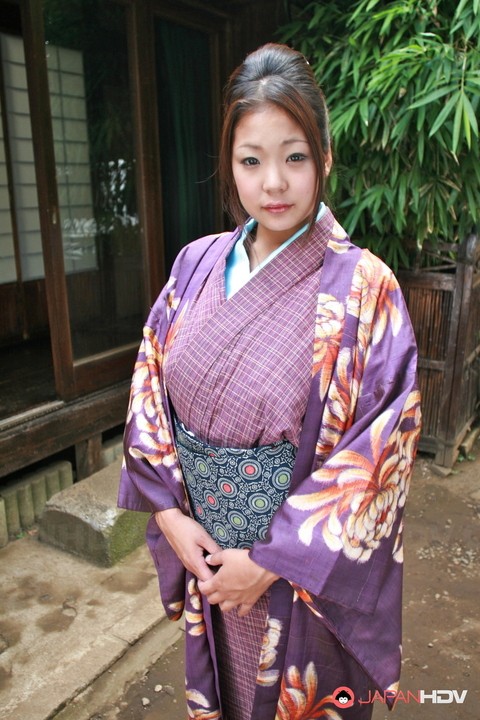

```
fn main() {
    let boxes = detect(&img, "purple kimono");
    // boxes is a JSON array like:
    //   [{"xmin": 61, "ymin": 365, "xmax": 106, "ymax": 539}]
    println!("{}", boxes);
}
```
[{"xmin": 118, "ymin": 208, "xmax": 421, "ymax": 719}]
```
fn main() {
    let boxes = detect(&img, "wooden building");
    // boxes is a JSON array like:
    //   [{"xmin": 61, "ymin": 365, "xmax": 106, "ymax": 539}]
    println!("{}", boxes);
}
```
[{"xmin": 0, "ymin": 0, "xmax": 287, "ymax": 483}]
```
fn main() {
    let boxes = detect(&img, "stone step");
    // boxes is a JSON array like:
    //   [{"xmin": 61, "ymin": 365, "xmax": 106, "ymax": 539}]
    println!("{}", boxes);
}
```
[
  {"xmin": 0, "ymin": 460, "xmax": 73, "ymax": 546},
  {"xmin": 39, "ymin": 458, "xmax": 150, "ymax": 566},
  {"xmin": 0, "ymin": 437, "xmax": 123, "ymax": 548}
]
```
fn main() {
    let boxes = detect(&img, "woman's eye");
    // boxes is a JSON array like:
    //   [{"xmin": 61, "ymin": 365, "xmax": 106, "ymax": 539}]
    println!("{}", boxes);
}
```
[
  {"xmin": 241, "ymin": 157, "xmax": 259, "ymax": 166},
  {"xmin": 288, "ymin": 153, "xmax": 307, "ymax": 162}
]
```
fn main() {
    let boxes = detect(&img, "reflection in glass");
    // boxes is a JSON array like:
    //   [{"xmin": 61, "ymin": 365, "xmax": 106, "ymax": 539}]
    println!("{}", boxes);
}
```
[{"xmin": 44, "ymin": 0, "xmax": 144, "ymax": 360}]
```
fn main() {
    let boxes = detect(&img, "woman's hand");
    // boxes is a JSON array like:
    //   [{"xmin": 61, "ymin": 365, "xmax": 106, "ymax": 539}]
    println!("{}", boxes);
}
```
[
  {"xmin": 154, "ymin": 508, "xmax": 221, "ymax": 582},
  {"xmin": 197, "ymin": 549, "xmax": 279, "ymax": 616}
]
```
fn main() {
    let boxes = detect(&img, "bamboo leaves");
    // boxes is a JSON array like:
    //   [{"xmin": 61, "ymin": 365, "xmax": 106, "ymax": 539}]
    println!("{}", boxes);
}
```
[{"xmin": 279, "ymin": 0, "xmax": 480, "ymax": 269}]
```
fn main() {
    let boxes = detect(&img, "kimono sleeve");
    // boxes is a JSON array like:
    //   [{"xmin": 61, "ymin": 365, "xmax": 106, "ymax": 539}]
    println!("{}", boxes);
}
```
[
  {"xmin": 249, "ymin": 249, "xmax": 421, "ymax": 615},
  {"xmin": 117, "ymin": 249, "xmax": 190, "ymax": 515}
]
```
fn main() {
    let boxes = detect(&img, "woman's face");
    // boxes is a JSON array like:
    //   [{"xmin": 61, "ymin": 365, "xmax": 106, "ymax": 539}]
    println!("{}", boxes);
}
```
[{"xmin": 231, "ymin": 105, "xmax": 319, "ymax": 248}]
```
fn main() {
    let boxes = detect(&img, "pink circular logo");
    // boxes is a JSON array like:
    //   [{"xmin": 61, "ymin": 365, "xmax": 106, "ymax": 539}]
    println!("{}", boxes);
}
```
[{"xmin": 332, "ymin": 686, "xmax": 355, "ymax": 708}]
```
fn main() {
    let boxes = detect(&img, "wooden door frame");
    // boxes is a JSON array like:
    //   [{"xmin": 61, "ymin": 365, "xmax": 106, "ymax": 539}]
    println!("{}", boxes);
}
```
[{"xmin": 21, "ymin": 0, "xmax": 76, "ymax": 398}]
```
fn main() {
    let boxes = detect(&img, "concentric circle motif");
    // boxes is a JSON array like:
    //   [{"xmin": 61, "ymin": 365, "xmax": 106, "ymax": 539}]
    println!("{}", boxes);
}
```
[
  {"xmin": 209, "ymin": 455, "xmax": 228, "ymax": 466},
  {"xmin": 257, "ymin": 525, "xmax": 269, "ymax": 541},
  {"xmin": 213, "ymin": 523, "xmax": 229, "ymax": 543},
  {"xmin": 204, "ymin": 491, "xmax": 219, "ymax": 510},
  {"xmin": 272, "ymin": 468, "xmax": 292, "ymax": 490},
  {"xmin": 265, "ymin": 443, "xmax": 283, "ymax": 457},
  {"xmin": 175, "ymin": 417, "xmax": 297, "ymax": 549},
  {"xmin": 248, "ymin": 493, "xmax": 272, "ymax": 514},
  {"xmin": 239, "ymin": 459, "xmax": 261, "ymax": 480},
  {"xmin": 227, "ymin": 510, "xmax": 248, "ymax": 530},
  {"xmin": 185, "ymin": 470, "xmax": 197, "ymax": 488},
  {"xmin": 219, "ymin": 479, "xmax": 238, "ymax": 498},
  {"xmin": 194, "ymin": 457, "xmax": 210, "ymax": 477},
  {"xmin": 238, "ymin": 540, "xmax": 253, "ymax": 550}
]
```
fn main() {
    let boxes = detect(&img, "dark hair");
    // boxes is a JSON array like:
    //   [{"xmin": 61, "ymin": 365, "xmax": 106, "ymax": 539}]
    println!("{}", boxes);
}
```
[{"xmin": 219, "ymin": 43, "xmax": 331, "ymax": 235}]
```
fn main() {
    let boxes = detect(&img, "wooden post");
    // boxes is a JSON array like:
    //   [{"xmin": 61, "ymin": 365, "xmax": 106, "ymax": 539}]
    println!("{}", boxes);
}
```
[{"xmin": 75, "ymin": 435, "xmax": 103, "ymax": 481}]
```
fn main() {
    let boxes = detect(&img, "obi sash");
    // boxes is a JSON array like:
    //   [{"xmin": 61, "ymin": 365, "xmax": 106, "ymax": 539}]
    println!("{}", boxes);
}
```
[{"xmin": 174, "ymin": 418, "xmax": 297, "ymax": 550}]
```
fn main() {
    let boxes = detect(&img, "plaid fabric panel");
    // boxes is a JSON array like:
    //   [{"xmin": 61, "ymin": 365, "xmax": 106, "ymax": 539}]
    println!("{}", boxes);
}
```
[
  {"xmin": 211, "ymin": 593, "xmax": 270, "ymax": 720},
  {"xmin": 164, "ymin": 223, "xmax": 329, "ymax": 448}
]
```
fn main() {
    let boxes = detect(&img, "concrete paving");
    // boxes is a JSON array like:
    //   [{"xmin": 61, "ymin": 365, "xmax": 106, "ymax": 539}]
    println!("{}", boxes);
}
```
[
  {"xmin": 0, "ymin": 445, "xmax": 479, "ymax": 720},
  {"xmin": 0, "ymin": 528, "xmax": 183, "ymax": 720}
]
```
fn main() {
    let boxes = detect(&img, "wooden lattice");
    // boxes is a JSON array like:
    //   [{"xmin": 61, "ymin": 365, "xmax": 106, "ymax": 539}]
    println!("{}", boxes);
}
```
[{"xmin": 398, "ymin": 232, "xmax": 480, "ymax": 467}]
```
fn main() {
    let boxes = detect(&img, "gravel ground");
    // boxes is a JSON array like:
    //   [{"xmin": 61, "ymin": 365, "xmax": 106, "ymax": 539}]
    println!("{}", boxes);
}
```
[{"xmin": 90, "ymin": 639, "xmax": 186, "ymax": 720}]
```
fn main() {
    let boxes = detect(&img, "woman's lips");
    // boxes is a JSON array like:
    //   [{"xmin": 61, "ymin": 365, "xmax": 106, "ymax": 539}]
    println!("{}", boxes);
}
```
[{"xmin": 263, "ymin": 204, "xmax": 292, "ymax": 213}]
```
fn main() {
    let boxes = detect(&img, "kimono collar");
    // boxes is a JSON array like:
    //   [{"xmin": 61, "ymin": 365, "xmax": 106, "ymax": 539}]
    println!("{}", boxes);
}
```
[{"xmin": 225, "ymin": 203, "xmax": 327, "ymax": 299}]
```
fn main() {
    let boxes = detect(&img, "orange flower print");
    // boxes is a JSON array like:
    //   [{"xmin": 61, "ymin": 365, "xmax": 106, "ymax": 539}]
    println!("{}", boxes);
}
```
[
  {"xmin": 312, "ymin": 294, "xmax": 345, "ymax": 399},
  {"xmin": 257, "ymin": 617, "xmax": 282, "ymax": 687},
  {"xmin": 165, "ymin": 275, "xmax": 180, "ymax": 321},
  {"xmin": 288, "ymin": 391, "xmax": 420, "ymax": 561},
  {"xmin": 292, "ymin": 585, "xmax": 314, "ymax": 605},
  {"xmin": 126, "ymin": 325, "xmax": 182, "ymax": 479},
  {"xmin": 276, "ymin": 663, "xmax": 341, "ymax": 720},
  {"xmin": 125, "ymin": 279, "xmax": 188, "ymax": 478},
  {"xmin": 185, "ymin": 578, "xmax": 206, "ymax": 637},
  {"xmin": 328, "ymin": 221, "xmax": 348, "ymax": 245},
  {"xmin": 392, "ymin": 519, "xmax": 405, "ymax": 563},
  {"xmin": 291, "ymin": 585, "xmax": 324, "ymax": 619},
  {"xmin": 347, "ymin": 254, "xmax": 402, "ymax": 352},
  {"xmin": 315, "ymin": 348, "xmax": 360, "ymax": 462},
  {"xmin": 167, "ymin": 599, "xmax": 185, "ymax": 621},
  {"xmin": 186, "ymin": 689, "xmax": 221, "ymax": 719}
]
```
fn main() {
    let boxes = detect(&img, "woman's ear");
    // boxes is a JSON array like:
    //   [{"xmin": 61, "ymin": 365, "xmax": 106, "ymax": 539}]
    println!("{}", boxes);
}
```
[{"xmin": 324, "ymin": 148, "xmax": 333, "ymax": 177}]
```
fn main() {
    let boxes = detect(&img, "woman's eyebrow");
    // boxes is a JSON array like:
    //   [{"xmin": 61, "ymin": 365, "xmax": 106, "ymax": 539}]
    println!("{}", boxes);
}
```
[{"xmin": 235, "ymin": 138, "xmax": 309, "ymax": 150}]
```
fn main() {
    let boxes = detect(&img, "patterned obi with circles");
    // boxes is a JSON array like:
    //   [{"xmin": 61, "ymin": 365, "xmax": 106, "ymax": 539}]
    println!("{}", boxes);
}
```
[{"xmin": 174, "ymin": 418, "xmax": 297, "ymax": 550}]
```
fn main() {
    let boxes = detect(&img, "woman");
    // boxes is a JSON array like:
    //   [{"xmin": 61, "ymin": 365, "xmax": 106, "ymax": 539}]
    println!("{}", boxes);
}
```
[{"xmin": 118, "ymin": 43, "xmax": 421, "ymax": 720}]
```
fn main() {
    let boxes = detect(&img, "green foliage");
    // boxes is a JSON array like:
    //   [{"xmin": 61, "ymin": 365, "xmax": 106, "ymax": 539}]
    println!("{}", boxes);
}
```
[{"xmin": 279, "ymin": 0, "xmax": 480, "ymax": 269}]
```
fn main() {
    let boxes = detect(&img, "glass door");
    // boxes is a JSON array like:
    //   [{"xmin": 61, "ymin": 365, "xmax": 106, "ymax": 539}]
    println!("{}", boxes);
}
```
[
  {"xmin": 43, "ymin": 0, "xmax": 144, "ymax": 362},
  {"xmin": 10, "ymin": 0, "xmax": 225, "ymax": 405},
  {"xmin": 0, "ymin": 2, "xmax": 57, "ymax": 420},
  {"xmin": 20, "ymin": 0, "xmax": 146, "ymax": 400}
]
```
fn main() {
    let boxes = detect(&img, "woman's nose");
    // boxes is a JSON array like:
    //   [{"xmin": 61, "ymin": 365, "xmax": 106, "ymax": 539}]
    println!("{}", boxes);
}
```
[{"xmin": 262, "ymin": 163, "xmax": 287, "ymax": 192}]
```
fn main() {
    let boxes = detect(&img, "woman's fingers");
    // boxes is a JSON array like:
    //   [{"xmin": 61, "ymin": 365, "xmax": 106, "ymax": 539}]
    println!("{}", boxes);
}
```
[
  {"xmin": 198, "ymin": 549, "xmax": 278, "ymax": 611},
  {"xmin": 237, "ymin": 603, "xmax": 254, "ymax": 617},
  {"xmin": 154, "ymin": 509, "xmax": 221, "ymax": 579}
]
